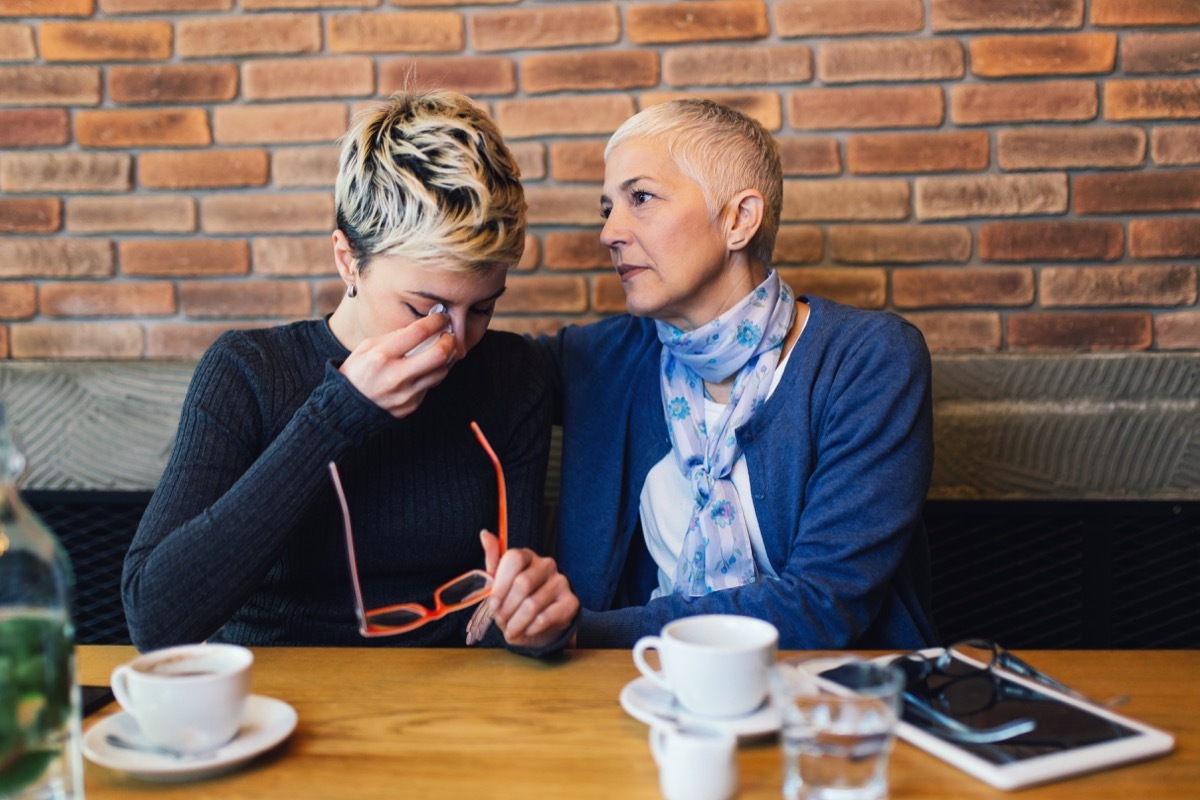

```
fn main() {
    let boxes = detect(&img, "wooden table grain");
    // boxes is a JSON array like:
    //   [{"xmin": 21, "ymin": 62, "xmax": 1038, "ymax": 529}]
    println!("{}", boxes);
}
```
[{"xmin": 78, "ymin": 647, "xmax": 1198, "ymax": 800}]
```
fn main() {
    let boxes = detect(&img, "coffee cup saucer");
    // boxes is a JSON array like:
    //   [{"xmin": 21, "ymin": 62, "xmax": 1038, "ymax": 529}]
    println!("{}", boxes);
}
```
[
  {"xmin": 83, "ymin": 694, "xmax": 297, "ymax": 782},
  {"xmin": 619, "ymin": 676, "xmax": 782, "ymax": 740}
]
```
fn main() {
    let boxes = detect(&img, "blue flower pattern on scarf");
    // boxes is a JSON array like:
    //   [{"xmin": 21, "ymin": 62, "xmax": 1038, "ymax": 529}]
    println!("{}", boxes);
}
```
[{"xmin": 656, "ymin": 271, "xmax": 796, "ymax": 596}]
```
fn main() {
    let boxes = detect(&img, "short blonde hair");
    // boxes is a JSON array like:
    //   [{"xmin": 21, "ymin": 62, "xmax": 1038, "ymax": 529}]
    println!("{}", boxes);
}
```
[
  {"xmin": 335, "ymin": 91, "xmax": 525, "ymax": 274},
  {"xmin": 605, "ymin": 99, "xmax": 782, "ymax": 266}
]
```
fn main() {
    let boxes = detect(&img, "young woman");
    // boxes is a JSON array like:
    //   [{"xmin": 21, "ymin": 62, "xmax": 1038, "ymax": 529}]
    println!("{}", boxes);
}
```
[
  {"xmin": 539, "ymin": 99, "xmax": 937, "ymax": 649},
  {"xmin": 123, "ymin": 91, "xmax": 577, "ymax": 655}
]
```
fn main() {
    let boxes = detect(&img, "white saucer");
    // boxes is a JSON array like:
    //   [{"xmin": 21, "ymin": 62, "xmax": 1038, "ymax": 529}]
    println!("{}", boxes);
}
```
[
  {"xmin": 619, "ymin": 676, "xmax": 782, "ymax": 739},
  {"xmin": 83, "ymin": 694, "xmax": 297, "ymax": 782}
]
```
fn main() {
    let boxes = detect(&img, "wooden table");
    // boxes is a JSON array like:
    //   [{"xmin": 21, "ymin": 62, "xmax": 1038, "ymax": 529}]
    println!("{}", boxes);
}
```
[{"xmin": 78, "ymin": 647, "xmax": 1197, "ymax": 799}]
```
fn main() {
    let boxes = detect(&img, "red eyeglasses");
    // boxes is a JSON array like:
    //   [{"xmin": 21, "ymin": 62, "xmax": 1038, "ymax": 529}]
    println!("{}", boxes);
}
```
[{"xmin": 328, "ymin": 421, "xmax": 507, "ymax": 637}]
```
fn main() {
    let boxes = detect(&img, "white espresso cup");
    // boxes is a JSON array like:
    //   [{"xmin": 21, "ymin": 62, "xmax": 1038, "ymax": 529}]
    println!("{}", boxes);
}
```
[
  {"xmin": 111, "ymin": 643, "xmax": 253, "ymax": 754},
  {"xmin": 650, "ymin": 723, "xmax": 738, "ymax": 800},
  {"xmin": 633, "ymin": 614, "xmax": 779, "ymax": 718}
]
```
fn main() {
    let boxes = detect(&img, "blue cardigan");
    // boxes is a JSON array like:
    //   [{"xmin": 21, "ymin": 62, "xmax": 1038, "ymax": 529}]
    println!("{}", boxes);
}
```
[{"xmin": 536, "ymin": 296, "xmax": 938, "ymax": 649}]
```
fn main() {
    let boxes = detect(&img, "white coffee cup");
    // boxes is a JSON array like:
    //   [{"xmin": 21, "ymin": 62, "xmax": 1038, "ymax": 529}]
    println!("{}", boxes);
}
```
[
  {"xmin": 633, "ymin": 614, "xmax": 779, "ymax": 718},
  {"xmin": 650, "ymin": 723, "xmax": 738, "ymax": 800},
  {"xmin": 111, "ymin": 643, "xmax": 253, "ymax": 754}
]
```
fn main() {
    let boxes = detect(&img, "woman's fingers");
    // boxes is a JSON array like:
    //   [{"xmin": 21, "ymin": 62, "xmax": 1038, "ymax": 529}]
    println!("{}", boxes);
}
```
[
  {"xmin": 338, "ymin": 314, "xmax": 456, "ymax": 417},
  {"xmin": 488, "ymin": 550, "xmax": 579, "ymax": 647}
]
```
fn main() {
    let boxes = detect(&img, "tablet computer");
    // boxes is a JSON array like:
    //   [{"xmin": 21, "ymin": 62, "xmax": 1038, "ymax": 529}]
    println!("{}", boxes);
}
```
[{"xmin": 833, "ymin": 648, "xmax": 1175, "ymax": 791}]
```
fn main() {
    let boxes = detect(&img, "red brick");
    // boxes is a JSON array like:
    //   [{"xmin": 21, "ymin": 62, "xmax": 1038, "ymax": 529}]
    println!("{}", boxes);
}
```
[
  {"xmin": 980, "ymin": 221, "xmax": 1124, "ymax": 262},
  {"xmin": 829, "ymin": 225, "xmax": 971, "ymax": 264},
  {"xmin": 509, "ymin": 142, "xmax": 545, "ymax": 181},
  {"xmin": 10, "ymin": 322, "xmax": 143, "ymax": 359},
  {"xmin": 627, "ymin": 1, "xmax": 768, "ymax": 45},
  {"xmin": 1156, "ymin": 312, "xmax": 1200, "ymax": 350},
  {"xmin": 213, "ymin": 102, "xmax": 346, "ymax": 144},
  {"xmin": 777, "ymin": 267, "xmax": 886, "ymax": 308},
  {"xmin": 915, "ymin": 174, "xmax": 1068, "ymax": 220},
  {"xmin": 931, "ymin": 0, "xmax": 1083, "ymax": 31},
  {"xmin": 328, "ymin": 12, "xmax": 461, "ymax": 54},
  {"xmin": 0, "ymin": 66, "xmax": 100, "ymax": 106},
  {"xmin": 549, "ymin": 141, "xmax": 606, "ymax": 183},
  {"xmin": 273, "ymin": 146, "xmax": 339, "ymax": 188},
  {"xmin": 789, "ymin": 86, "xmax": 943, "ymax": 130},
  {"xmin": 66, "ymin": 195, "xmax": 195, "ymax": 234},
  {"xmin": 314, "ymin": 278, "xmax": 343, "ymax": 315},
  {"xmin": 140, "ymin": 149, "xmax": 269, "ymax": 189},
  {"xmin": 1123, "ymin": 33, "xmax": 1200, "ymax": 75},
  {"xmin": 1, "ymin": 152, "xmax": 130, "ymax": 193},
  {"xmin": 1075, "ymin": 171, "xmax": 1200, "ymax": 214},
  {"xmin": 1041, "ymin": 265, "xmax": 1196, "ymax": 307},
  {"xmin": 778, "ymin": 137, "xmax": 840, "ymax": 175},
  {"xmin": 145, "ymin": 322, "xmax": 265, "ymax": 359},
  {"xmin": 1152, "ymin": 126, "xmax": 1200, "ymax": 166},
  {"xmin": 783, "ymin": 178, "xmax": 909, "ymax": 221},
  {"xmin": 0, "ymin": 285, "xmax": 36, "ymax": 320},
  {"xmin": 472, "ymin": 4, "xmax": 619, "ymax": 52},
  {"xmin": 663, "ymin": 44, "xmax": 811, "ymax": 86},
  {"xmin": 379, "ymin": 56, "xmax": 516, "ymax": 96},
  {"xmin": 0, "ymin": 327, "xmax": 7, "ymax": 358},
  {"xmin": 970, "ymin": 33, "xmax": 1116, "ymax": 78},
  {"xmin": 1008, "ymin": 312, "xmax": 1151, "ymax": 351},
  {"xmin": 39, "ymin": 21, "xmax": 171, "ymax": 62},
  {"xmin": 543, "ymin": 231, "xmax": 609, "ymax": 271},
  {"xmin": 773, "ymin": 225, "xmax": 824, "ymax": 264},
  {"xmin": 0, "ymin": 109, "xmax": 70, "ymax": 148},
  {"xmin": 0, "ymin": 0, "xmax": 93, "ymax": 16},
  {"xmin": 180, "ymin": 280, "xmax": 311, "ymax": 318},
  {"xmin": 0, "ymin": 198, "xmax": 60, "ymax": 233},
  {"xmin": 640, "ymin": 91, "xmax": 781, "ymax": 130},
  {"xmin": 902, "ymin": 311, "xmax": 1002, "ymax": 352},
  {"xmin": 494, "ymin": 275, "xmax": 588, "ymax": 314},
  {"xmin": 243, "ymin": 56, "xmax": 373, "ymax": 101},
  {"xmin": 1129, "ymin": 218, "xmax": 1200, "ymax": 259},
  {"xmin": 1091, "ymin": 0, "xmax": 1200, "ymax": 26},
  {"xmin": 252, "ymin": 236, "xmax": 333, "ymax": 276},
  {"xmin": 819, "ymin": 39, "xmax": 963, "ymax": 83},
  {"xmin": 76, "ymin": 108, "xmax": 211, "ymax": 148},
  {"xmin": 101, "ymin": 0, "xmax": 232, "ymax": 10},
  {"xmin": 243, "ymin": 0, "xmax": 372, "ymax": 7},
  {"xmin": 0, "ymin": 239, "xmax": 112, "ymax": 279},
  {"xmin": 201, "ymin": 193, "xmax": 333, "ymax": 234},
  {"xmin": 109, "ymin": 64, "xmax": 237, "ymax": 104},
  {"xmin": 998, "ymin": 127, "xmax": 1145, "ymax": 170},
  {"xmin": 847, "ymin": 132, "xmax": 988, "ymax": 174},
  {"xmin": 590, "ymin": 274, "xmax": 627, "ymax": 313},
  {"xmin": 121, "ymin": 239, "xmax": 250, "ymax": 277},
  {"xmin": 523, "ymin": 51, "xmax": 658, "ymax": 94},
  {"xmin": 40, "ymin": 281, "xmax": 176, "ymax": 317},
  {"xmin": 494, "ymin": 95, "xmax": 635, "ymax": 139},
  {"xmin": 894, "ymin": 267, "xmax": 1034, "ymax": 308},
  {"xmin": 516, "ymin": 235, "xmax": 539, "ymax": 273},
  {"xmin": 1105, "ymin": 80, "xmax": 1200, "ymax": 121},
  {"xmin": 951, "ymin": 81, "xmax": 1097, "ymax": 125},
  {"xmin": 0, "ymin": 22, "xmax": 34, "ymax": 60},
  {"xmin": 525, "ymin": 186, "xmax": 602, "ymax": 226},
  {"xmin": 178, "ymin": 13, "xmax": 320, "ymax": 58},
  {"xmin": 775, "ymin": 0, "xmax": 923, "ymax": 36}
]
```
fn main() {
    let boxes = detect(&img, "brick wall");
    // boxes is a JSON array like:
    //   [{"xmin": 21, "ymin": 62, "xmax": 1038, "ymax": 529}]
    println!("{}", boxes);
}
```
[{"xmin": 1, "ymin": 0, "xmax": 1197, "ymax": 359}]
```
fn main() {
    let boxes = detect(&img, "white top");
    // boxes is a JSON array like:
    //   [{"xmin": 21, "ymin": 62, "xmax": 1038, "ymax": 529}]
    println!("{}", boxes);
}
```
[{"xmin": 640, "ymin": 317, "xmax": 804, "ymax": 599}]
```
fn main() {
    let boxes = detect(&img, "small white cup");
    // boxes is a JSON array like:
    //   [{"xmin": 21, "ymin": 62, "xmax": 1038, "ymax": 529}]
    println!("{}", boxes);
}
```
[
  {"xmin": 633, "ymin": 614, "xmax": 779, "ymax": 718},
  {"xmin": 111, "ymin": 643, "xmax": 253, "ymax": 754},
  {"xmin": 650, "ymin": 723, "xmax": 738, "ymax": 800}
]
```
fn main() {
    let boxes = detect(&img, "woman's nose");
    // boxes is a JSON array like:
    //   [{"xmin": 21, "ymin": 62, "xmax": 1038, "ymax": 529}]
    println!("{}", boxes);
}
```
[{"xmin": 600, "ymin": 208, "xmax": 627, "ymax": 249}]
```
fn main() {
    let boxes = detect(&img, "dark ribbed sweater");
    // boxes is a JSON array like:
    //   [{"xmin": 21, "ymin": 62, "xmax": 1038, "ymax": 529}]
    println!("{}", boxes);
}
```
[{"xmin": 122, "ymin": 319, "xmax": 551, "ymax": 651}]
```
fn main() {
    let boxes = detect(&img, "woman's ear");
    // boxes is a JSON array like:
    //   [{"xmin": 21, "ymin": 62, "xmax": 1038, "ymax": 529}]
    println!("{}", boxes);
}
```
[
  {"xmin": 726, "ymin": 190, "xmax": 764, "ymax": 252},
  {"xmin": 332, "ymin": 230, "xmax": 358, "ymax": 285}
]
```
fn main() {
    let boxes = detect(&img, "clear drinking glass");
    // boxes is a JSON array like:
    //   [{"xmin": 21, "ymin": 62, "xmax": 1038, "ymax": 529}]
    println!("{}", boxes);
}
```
[{"xmin": 773, "ymin": 657, "xmax": 904, "ymax": 800}]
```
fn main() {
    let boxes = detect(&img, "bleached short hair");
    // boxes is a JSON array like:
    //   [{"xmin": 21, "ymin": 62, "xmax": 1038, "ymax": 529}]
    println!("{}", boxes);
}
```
[
  {"xmin": 605, "ymin": 99, "xmax": 782, "ymax": 266},
  {"xmin": 335, "ymin": 91, "xmax": 525, "ymax": 274}
]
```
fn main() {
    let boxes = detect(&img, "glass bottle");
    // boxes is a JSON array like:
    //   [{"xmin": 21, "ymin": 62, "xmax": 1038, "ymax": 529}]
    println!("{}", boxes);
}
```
[{"xmin": 0, "ymin": 403, "xmax": 83, "ymax": 799}]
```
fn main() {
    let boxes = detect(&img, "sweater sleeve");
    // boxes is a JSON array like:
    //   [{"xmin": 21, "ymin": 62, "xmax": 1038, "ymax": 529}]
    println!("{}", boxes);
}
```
[{"xmin": 122, "ymin": 335, "xmax": 393, "ymax": 651}]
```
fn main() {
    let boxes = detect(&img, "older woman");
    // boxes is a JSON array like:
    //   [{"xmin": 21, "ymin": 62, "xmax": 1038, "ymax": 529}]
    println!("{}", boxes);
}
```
[
  {"xmin": 538, "ymin": 99, "xmax": 936, "ymax": 649},
  {"xmin": 124, "ymin": 91, "xmax": 577, "ymax": 654}
]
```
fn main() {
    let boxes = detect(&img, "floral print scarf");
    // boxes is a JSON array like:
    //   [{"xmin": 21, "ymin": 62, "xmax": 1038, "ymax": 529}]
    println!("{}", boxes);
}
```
[{"xmin": 655, "ymin": 270, "xmax": 796, "ymax": 596}]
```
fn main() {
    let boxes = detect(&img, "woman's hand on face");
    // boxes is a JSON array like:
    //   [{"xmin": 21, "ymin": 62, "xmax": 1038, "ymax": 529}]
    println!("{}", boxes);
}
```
[
  {"xmin": 477, "ymin": 530, "xmax": 580, "ymax": 651},
  {"xmin": 338, "ymin": 312, "xmax": 455, "ymax": 419}
]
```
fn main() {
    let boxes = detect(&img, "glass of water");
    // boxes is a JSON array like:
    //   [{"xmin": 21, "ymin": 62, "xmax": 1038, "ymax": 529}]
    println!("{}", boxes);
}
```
[{"xmin": 773, "ymin": 657, "xmax": 904, "ymax": 800}]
